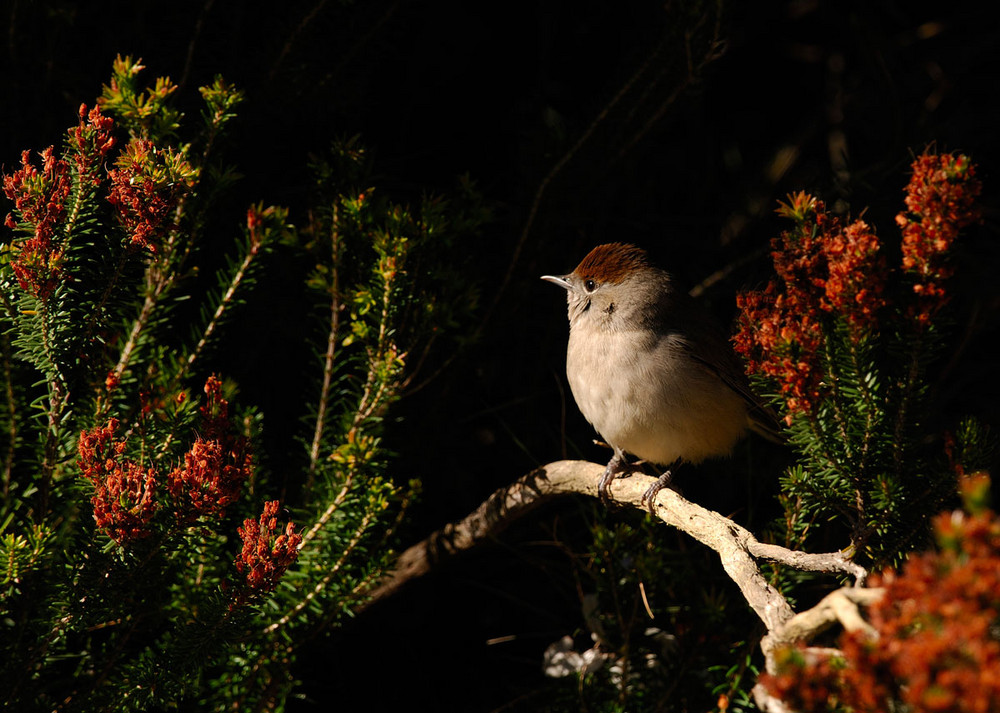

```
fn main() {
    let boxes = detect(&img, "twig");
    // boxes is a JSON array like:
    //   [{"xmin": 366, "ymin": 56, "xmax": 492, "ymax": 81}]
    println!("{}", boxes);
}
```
[
  {"xmin": 751, "ymin": 586, "xmax": 884, "ymax": 710},
  {"xmin": 2, "ymin": 330, "xmax": 17, "ymax": 504},
  {"xmin": 186, "ymin": 236, "xmax": 262, "ymax": 372},
  {"xmin": 772, "ymin": 586, "xmax": 883, "ymax": 647},
  {"xmin": 364, "ymin": 458, "xmax": 880, "ymax": 696},
  {"xmin": 746, "ymin": 541, "xmax": 865, "ymax": 585},
  {"xmin": 178, "ymin": 0, "xmax": 215, "ymax": 90},
  {"xmin": 364, "ymin": 461, "xmax": 863, "ymax": 630},
  {"xmin": 268, "ymin": 0, "xmax": 333, "ymax": 83},
  {"xmin": 265, "ymin": 509, "xmax": 375, "ymax": 634},
  {"xmin": 306, "ymin": 208, "xmax": 342, "ymax": 489}
]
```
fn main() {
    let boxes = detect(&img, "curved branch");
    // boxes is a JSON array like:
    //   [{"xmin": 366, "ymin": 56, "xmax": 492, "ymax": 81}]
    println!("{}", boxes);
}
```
[
  {"xmin": 363, "ymin": 461, "xmax": 567, "ymax": 607},
  {"xmin": 366, "ymin": 461, "xmax": 863, "ymax": 633},
  {"xmin": 747, "ymin": 541, "xmax": 866, "ymax": 584},
  {"xmin": 364, "ymin": 459, "xmax": 884, "ymax": 710},
  {"xmin": 773, "ymin": 586, "xmax": 883, "ymax": 646},
  {"xmin": 752, "ymin": 585, "xmax": 885, "ymax": 711}
]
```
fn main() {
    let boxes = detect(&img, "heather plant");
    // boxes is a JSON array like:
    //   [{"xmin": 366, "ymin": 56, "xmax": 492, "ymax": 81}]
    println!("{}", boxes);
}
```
[
  {"xmin": 1, "ymin": 56, "xmax": 484, "ymax": 710},
  {"xmin": 725, "ymin": 150, "xmax": 994, "ymax": 711},
  {"xmin": 733, "ymin": 152, "xmax": 986, "ymax": 568}
]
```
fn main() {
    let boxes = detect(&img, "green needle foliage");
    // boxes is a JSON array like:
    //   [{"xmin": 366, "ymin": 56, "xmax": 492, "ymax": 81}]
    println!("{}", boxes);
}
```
[
  {"xmin": 734, "ymin": 166, "xmax": 990, "ymax": 570},
  {"xmin": 1, "ymin": 56, "xmax": 486, "ymax": 711}
]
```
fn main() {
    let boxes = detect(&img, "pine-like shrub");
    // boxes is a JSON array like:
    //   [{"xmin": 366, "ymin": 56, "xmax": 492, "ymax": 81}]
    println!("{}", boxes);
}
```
[{"xmin": 1, "ymin": 56, "xmax": 485, "ymax": 711}]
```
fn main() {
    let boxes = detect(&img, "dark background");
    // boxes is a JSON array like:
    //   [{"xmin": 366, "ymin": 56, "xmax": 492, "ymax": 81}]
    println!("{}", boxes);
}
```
[{"xmin": 3, "ymin": 1, "xmax": 999, "ymax": 710}]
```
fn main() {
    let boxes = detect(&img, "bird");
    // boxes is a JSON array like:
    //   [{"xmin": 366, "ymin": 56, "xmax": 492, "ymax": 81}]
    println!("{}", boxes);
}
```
[{"xmin": 542, "ymin": 242, "xmax": 778, "ymax": 510}]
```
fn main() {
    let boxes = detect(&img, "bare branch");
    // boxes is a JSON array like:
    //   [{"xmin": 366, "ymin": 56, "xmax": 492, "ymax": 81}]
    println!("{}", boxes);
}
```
[
  {"xmin": 773, "ymin": 586, "xmax": 884, "ymax": 648},
  {"xmin": 365, "ymin": 461, "xmax": 863, "ymax": 635},
  {"xmin": 363, "ymin": 460, "xmax": 567, "ymax": 607},
  {"xmin": 751, "ymin": 586, "xmax": 885, "ymax": 709},
  {"xmin": 364, "ymin": 457, "xmax": 887, "ymax": 711},
  {"xmin": 754, "ymin": 682, "xmax": 797, "ymax": 713},
  {"xmin": 746, "ymin": 541, "xmax": 866, "ymax": 585}
]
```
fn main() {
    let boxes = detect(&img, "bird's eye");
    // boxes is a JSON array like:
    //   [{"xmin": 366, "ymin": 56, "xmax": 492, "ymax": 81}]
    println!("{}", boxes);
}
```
[{"xmin": 584, "ymin": 279, "xmax": 597, "ymax": 292}]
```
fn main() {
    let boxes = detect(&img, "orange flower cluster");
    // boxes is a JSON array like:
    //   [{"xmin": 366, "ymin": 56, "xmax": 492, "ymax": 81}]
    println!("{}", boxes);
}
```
[
  {"xmin": 733, "ymin": 192, "xmax": 885, "ymax": 417},
  {"xmin": 77, "ymin": 418, "xmax": 159, "ymax": 545},
  {"xmin": 822, "ymin": 220, "xmax": 884, "ymax": 334},
  {"xmin": 762, "ymin": 488, "xmax": 1000, "ymax": 713},
  {"xmin": 199, "ymin": 374, "xmax": 233, "ymax": 435},
  {"xmin": 67, "ymin": 103, "xmax": 116, "ymax": 183},
  {"xmin": 234, "ymin": 500, "xmax": 302, "ymax": 594},
  {"xmin": 896, "ymin": 152, "xmax": 982, "ymax": 324},
  {"xmin": 2, "ymin": 147, "xmax": 72, "ymax": 300},
  {"xmin": 106, "ymin": 138, "xmax": 190, "ymax": 252},
  {"xmin": 246, "ymin": 205, "xmax": 267, "ymax": 248},
  {"xmin": 77, "ymin": 377, "xmax": 254, "ymax": 544},
  {"xmin": 167, "ymin": 376, "xmax": 252, "ymax": 521},
  {"xmin": 735, "ymin": 283, "xmax": 822, "ymax": 417}
]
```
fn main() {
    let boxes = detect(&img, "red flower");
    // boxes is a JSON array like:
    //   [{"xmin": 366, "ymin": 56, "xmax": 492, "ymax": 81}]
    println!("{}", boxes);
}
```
[
  {"xmin": 234, "ymin": 500, "xmax": 301, "ymax": 595},
  {"xmin": 199, "ymin": 374, "xmax": 230, "ymax": 438},
  {"xmin": 2, "ymin": 147, "xmax": 71, "ymax": 237},
  {"xmin": 735, "ymin": 286, "xmax": 824, "ymax": 420},
  {"xmin": 822, "ymin": 219, "xmax": 885, "ymax": 336},
  {"xmin": 67, "ymin": 103, "xmax": 116, "ymax": 184},
  {"xmin": 168, "ymin": 437, "xmax": 250, "ymax": 520},
  {"xmin": 78, "ymin": 419, "xmax": 159, "ymax": 545},
  {"xmin": 2, "ymin": 147, "xmax": 72, "ymax": 299},
  {"xmin": 8, "ymin": 237, "xmax": 66, "ymax": 302},
  {"xmin": 106, "ymin": 138, "xmax": 195, "ymax": 252},
  {"xmin": 167, "ymin": 375, "xmax": 252, "ymax": 520},
  {"xmin": 762, "ymin": 496, "xmax": 1000, "ymax": 712},
  {"xmin": 896, "ymin": 150, "xmax": 982, "ymax": 324},
  {"xmin": 734, "ymin": 194, "xmax": 885, "ymax": 418}
]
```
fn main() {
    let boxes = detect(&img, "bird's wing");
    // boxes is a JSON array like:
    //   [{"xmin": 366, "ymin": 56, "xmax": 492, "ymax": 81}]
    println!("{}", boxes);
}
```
[
  {"xmin": 652, "ymin": 285, "xmax": 785, "ymax": 443},
  {"xmin": 688, "ymin": 346, "xmax": 785, "ymax": 443}
]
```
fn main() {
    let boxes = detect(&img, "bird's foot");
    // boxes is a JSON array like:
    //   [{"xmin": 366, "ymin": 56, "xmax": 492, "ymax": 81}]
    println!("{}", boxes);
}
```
[
  {"xmin": 597, "ymin": 453, "xmax": 631, "ymax": 503},
  {"xmin": 640, "ymin": 468, "xmax": 676, "ymax": 513}
]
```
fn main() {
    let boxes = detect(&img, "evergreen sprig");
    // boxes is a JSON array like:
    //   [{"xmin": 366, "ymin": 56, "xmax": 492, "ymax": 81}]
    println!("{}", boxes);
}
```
[
  {"xmin": 0, "ymin": 58, "xmax": 485, "ymax": 711},
  {"xmin": 734, "ymin": 154, "xmax": 986, "ymax": 568}
]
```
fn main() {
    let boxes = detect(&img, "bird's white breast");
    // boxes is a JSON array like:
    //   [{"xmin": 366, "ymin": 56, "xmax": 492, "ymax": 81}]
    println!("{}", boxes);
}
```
[{"xmin": 566, "ymin": 322, "xmax": 748, "ymax": 466}]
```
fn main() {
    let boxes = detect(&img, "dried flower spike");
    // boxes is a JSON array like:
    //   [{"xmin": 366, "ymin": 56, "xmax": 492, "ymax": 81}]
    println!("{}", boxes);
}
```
[
  {"xmin": 67, "ymin": 103, "xmax": 116, "ymax": 183},
  {"xmin": 234, "ymin": 500, "xmax": 302, "ymax": 595},
  {"xmin": 734, "ymin": 194, "xmax": 885, "ymax": 419},
  {"xmin": 2, "ymin": 147, "xmax": 72, "ymax": 300},
  {"xmin": 106, "ymin": 137, "xmax": 197, "ymax": 252},
  {"xmin": 168, "ymin": 375, "xmax": 252, "ymax": 521},
  {"xmin": 762, "ymin": 489, "xmax": 1000, "ymax": 712},
  {"xmin": 896, "ymin": 150, "xmax": 982, "ymax": 324},
  {"xmin": 78, "ymin": 419, "xmax": 159, "ymax": 545}
]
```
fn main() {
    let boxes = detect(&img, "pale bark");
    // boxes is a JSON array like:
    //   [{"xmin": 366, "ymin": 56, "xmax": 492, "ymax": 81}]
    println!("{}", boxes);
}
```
[{"xmin": 365, "ymin": 459, "xmax": 884, "ymax": 704}]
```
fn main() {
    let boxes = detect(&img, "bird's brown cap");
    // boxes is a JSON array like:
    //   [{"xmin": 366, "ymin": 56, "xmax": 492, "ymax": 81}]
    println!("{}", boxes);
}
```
[{"xmin": 573, "ymin": 243, "xmax": 651, "ymax": 284}]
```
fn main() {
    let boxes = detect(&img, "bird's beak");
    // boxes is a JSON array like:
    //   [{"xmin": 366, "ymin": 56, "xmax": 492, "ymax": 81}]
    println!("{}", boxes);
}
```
[{"xmin": 541, "ymin": 274, "xmax": 572, "ymax": 290}]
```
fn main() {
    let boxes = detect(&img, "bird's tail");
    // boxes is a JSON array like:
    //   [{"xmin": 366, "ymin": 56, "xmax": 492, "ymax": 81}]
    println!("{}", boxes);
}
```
[{"xmin": 747, "ymin": 405, "xmax": 785, "ymax": 444}]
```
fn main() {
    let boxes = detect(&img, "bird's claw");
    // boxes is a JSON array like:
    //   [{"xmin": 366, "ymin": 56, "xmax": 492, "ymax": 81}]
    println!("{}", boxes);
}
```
[
  {"xmin": 597, "ymin": 454, "xmax": 631, "ymax": 502},
  {"xmin": 640, "ymin": 471, "xmax": 674, "ymax": 513}
]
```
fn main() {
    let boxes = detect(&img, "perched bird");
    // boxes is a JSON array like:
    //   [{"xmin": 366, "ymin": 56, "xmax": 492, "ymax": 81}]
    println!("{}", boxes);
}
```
[{"xmin": 543, "ymin": 242, "xmax": 777, "ymax": 509}]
